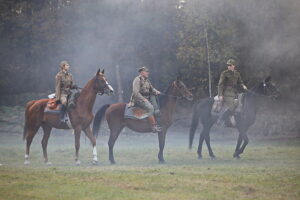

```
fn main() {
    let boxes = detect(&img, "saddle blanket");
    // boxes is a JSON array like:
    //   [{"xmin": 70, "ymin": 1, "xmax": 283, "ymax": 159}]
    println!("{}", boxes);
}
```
[{"xmin": 124, "ymin": 104, "xmax": 149, "ymax": 120}]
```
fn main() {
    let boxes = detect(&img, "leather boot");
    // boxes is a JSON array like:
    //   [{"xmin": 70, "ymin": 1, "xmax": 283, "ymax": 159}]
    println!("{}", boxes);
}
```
[
  {"xmin": 59, "ymin": 105, "xmax": 67, "ymax": 123},
  {"xmin": 148, "ymin": 116, "xmax": 162, "ymax": 133}
]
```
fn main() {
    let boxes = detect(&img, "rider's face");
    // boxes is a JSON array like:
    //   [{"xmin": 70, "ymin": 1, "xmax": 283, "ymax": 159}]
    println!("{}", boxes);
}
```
[
  {"xmin": 228, "ymin": 65, "xmax": 235, "ymax": 71},
  {"xmin": 64, "ymin": 64, "xmax": 70, "ymax": 71},
  {"xmin": 140, "ymin": 71, "xmax": 149, "ymax": 78}
]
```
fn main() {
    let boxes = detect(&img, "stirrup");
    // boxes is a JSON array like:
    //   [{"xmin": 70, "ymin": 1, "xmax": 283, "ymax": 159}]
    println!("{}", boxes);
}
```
[{"xmin": 152, "ymin": 125, "xmax": 162, "ymax": 133}]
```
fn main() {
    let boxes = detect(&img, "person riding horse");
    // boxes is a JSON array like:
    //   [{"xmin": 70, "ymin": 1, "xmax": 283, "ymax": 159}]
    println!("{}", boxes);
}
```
[
  {"xmin": 218, "ymin": 59, "xmax": 248, "ymax": 126},
  {"xmin": 130, "ymin": 66, "xmax": 162, "ymax": 133},
  {"xmin": 55, "ymin": 61, "xmax": 78, "ymax": 123}
]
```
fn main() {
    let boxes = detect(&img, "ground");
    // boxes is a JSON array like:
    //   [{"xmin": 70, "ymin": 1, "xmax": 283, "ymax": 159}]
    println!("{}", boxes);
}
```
[{"xmin": 0, "ymin": 128, "xmax": 299, "ymax": 200}]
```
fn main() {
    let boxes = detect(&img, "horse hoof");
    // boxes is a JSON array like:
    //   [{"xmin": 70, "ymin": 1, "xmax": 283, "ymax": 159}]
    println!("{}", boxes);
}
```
[
  {"xmin": 75, "ymin": 160, "xmax": 81, "ymax": 166},
  {"xmin": 159, "ymin": 160, "xmax": 165, "ymax": 164},
  {"xmin": 198, "ymin": 155, "xmax": 203, "ymax": 160},
  {"xmin": 92, "ymin": 160, "xmax": 98, "ymax": 165},
  {"xmin": 24, "ymin": 160, "xmax": 30, "ymax": 165},
  {"xmin": 233, "ymin": 152, "xmax": 240, "ymax": 158},
  {"xmin": 45, "ymin": 162, "xmax": 52, "ymax": 166},
  {"xmin": 210, "ymin": 155, "xmax": 216, "ymax": 159},
  {"xmin": 110, "ymin": 160, "xmax": 116, "ymax": 165}
]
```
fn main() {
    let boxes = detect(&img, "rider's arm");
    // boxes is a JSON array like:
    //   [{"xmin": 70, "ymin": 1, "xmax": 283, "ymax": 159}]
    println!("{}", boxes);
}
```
[
  {"xmin": 132, "ymin": 77, "xmax": 147, "ymax": 102},
  {"xmin": 237, "ymin": 73, "xmax": 247, "ymax": 90},
  {"xmin": 55, "ymin": 74, "xmax": 62, "ymax": 99},
  {"xmin": 218, "ymin": 72, "xmax": 225, "ymax": 97}
]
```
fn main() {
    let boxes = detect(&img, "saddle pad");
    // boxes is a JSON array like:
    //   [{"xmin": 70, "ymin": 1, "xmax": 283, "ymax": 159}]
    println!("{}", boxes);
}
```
[{"xmin": 124, "ymin": 104, "xmax": 149, "ymax": 120}]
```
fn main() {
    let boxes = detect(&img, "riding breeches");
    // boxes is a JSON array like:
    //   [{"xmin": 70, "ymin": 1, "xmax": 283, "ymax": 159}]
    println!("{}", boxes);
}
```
[{"xmin": 134, "ymin": 95, "xmax": 160, "ymax": 116}]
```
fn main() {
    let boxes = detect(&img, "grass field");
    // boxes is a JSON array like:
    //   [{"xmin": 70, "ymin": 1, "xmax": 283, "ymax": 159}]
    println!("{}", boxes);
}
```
[{"xmin": 0, "ymin": 129, "xmax": 299, "ymax": 200}]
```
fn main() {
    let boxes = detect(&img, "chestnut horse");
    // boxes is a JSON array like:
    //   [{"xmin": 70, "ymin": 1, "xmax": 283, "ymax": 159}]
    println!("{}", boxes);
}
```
[
  {"xmin": 23, "ymin": 69, "xmax": 114, "ymax": 165},
  {"xmin": 92, "ymin": 78, "xmax": 193, "ymax": 164}
]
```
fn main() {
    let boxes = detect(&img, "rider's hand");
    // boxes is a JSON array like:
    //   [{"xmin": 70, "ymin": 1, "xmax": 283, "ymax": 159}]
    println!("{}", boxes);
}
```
[
  {"xmin": 218, "ymin": 96, "xmax": 224, "ymax": 101},
  {"xmin": 156, "ymin": 91, "xmax": 161, "ymax": 95},
  {"xmin": 242, "ymin": 85, "xmax": 248, "ymax": 90},
  {"xmin": 143, "ymin": 98, "xmax": 149, "ymax": 103}
]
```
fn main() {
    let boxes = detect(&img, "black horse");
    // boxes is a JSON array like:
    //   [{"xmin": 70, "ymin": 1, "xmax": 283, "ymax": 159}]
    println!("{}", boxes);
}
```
[{"xmin": 189, "ymin": 76, "xmax": 280, "ymax": 159}]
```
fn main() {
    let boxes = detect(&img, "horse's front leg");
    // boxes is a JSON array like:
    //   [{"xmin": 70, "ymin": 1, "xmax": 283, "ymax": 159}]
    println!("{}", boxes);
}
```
[
  {"xmin": 157, "ymin": 129, "xmax": 166, "ymax": 164},
  {"xmin": 74, "ymin": 127, "xmax": 82, "ymax": 166},
  {"xmin": 83, "ymin": 126, "xmax": 98, "ymax": 165}
]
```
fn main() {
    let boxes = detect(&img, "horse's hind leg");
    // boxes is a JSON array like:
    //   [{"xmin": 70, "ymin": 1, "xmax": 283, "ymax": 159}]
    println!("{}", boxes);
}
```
[
  {"xmin": 203, "ymin": 123, "xmax": 215, "ymax": 159},
  {"xmin": 83, "ymin": 126, "xmax": 98, "ymax": 165},
  {"xmin": 108, "ymin": 127, "xmax": 123, "ymax": 164},
  {"xmin": 41, "ymin": 124, "xmax": 52, "ymax": 165}
]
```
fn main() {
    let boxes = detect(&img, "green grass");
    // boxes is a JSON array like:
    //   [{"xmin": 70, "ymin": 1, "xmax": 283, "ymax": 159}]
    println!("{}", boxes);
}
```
[{"xmin": 0, "ymin": 132, "xmax": 299, "ymax": 200}]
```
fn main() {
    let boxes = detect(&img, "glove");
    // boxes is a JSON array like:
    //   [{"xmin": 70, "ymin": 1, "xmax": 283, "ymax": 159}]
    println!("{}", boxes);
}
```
[{"xmin": 72, "ymin": 85, "xmax": 78, "ymax": 89}]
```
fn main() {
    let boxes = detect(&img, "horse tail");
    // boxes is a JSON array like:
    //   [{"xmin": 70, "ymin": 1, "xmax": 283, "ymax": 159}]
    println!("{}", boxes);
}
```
[
  {"xmin": 92, "ymin": 104, "xmax": 110, "ymax": 138},
  {"xmin": 23, "ymin": 100, "xmax": 35, "ymax": 140},
  {"xmin": 189, "ymin": 97, "xmax": 214, "ymax": 149}
]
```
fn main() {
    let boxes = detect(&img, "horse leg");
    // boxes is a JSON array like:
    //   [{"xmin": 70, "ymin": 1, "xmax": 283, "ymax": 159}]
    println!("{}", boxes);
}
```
[
  {"xmin": 197, "ymin": 132, "xmax": 205, "ymax": 159},
  {"xmin": 108, "ymin": 127, "xmax": 123, "ymax": 164},
  {"xmin": 74, "ymin": 128, "xmax": 82, "ymax": 166},
  {"xmin": 24, "ymin": 127, "xmax": 40, "ymax": 165},
  {"xmin": 237, "ymin": 133, "xmax": 249, "ymax": 157},
  {"xmin": 158, "ymin": 129, "xmax": 167, "ymax": 164},
  {"xmin": 41, "ymin": 124, "xmax": 52, "ymax": 165},
  {"xmin": 204, "ymin": 124, "xmax": 215, "ymax": 159},
  {"xmin": 83, "ymin": 126, "xmax": 98, "ymax": 165},
  {"xmin": 233, "ymin": 134, "xmax": 243, "ymax": 158}
]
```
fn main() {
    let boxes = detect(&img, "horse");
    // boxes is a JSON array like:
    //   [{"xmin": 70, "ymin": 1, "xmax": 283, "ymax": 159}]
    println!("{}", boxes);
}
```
[
  {"xmin": 189, "ymin": 76, "xmax": 280, "ymax": 159},
  {"xmin": 92, "ymin": 78, "xmax": 193, "ymax": 164},
  {"xmin": 23, "ymin": 69, "xmax": 114, "ymax": 166}
]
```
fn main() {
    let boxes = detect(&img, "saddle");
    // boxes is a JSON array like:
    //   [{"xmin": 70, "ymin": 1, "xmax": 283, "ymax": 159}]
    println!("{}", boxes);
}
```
[
  {"xmin": 124, "ymin": 104, "xmax": 149, "ymax": 120},
  {"xmin": 212, "ymin": 93, "xmax": 246, "ymax": 117}
]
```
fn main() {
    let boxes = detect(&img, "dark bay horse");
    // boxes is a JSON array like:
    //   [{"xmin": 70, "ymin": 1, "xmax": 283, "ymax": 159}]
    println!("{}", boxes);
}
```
[
  {"xmin": 23, "ymin": 69, "xmax": 114, "ymax": 165},
  {"xmin": 92, "ymin": 78, "xmax": 193, "ymax": 164},
  {"xmin": 189, "ymin": 77, "xmax": 279, "ymax": 159}
]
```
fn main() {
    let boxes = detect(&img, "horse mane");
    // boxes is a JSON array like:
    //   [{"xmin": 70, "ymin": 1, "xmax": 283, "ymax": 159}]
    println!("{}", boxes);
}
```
[{"xmin": 158, "ymin": 82, "xmax": 174, "ymax": 108}]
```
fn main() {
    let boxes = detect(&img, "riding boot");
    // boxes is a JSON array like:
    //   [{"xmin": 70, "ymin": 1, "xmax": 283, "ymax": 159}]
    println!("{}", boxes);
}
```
[
  {"xmin": 148, "ymin": 116, "xmax": 162, "ymax": 133},
  {"xmin": 59, "ymin": 105, "xmax": 67, "ymax": 123}
]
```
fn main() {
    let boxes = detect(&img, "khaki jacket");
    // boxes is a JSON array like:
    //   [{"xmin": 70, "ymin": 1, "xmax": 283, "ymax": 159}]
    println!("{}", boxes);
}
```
[
  {"xmin": 131, "ymin": 75, "xmax": 159, "ymax": 103},
  {"xmin": 218, "ymin": 69, "xmax": 245, "ymax": 97},
  {"xmin": 55, "ymin": 70, "xmax": 74, "ymax": 100}
]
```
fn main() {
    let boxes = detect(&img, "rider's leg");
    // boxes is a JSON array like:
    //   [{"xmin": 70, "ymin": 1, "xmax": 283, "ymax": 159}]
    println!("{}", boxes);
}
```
[
  {"xmin": 59, "ymin": 94, "xmax": 68, "ymax": 123},
  {"xmin": 150, "ymin": 95, "xmax": 162, "ymax": 126}
]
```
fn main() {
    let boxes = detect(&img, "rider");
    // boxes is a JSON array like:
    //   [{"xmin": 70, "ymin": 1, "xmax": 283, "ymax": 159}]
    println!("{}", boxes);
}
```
[
  {"xmin": 55, "ymin": 61, "xmax": 77, "ymax": 123},
  {"xmin": 130, "ymin": 66, "xmax": 162, "ymax": 133},
  {"xmin": 218, "ymin": 59, "xmax": 247, "ymax": 126}
]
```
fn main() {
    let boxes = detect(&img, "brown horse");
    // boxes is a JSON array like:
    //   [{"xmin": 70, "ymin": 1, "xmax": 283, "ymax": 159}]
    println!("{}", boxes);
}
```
[
  {"xmin": 92, "ymin": 78, "xmax": 193, "ymax": 164},
  {"xmin": 23, "ymin": 69, "xmax": 114, "ymax": 166}
]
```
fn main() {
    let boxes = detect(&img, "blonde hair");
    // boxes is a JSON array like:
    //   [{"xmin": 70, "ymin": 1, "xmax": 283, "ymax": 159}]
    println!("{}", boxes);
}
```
[{"xmin": 60, "ymin": 61, "xmax": 69, "ymax": 70}]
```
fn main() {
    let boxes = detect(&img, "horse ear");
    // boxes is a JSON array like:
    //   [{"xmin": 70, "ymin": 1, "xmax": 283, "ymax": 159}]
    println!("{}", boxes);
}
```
[
  {"xmin": 176, "ymin": 76, "xmax": 181, "ymax": 82},
  {"xmin": 265, "ymin": 76, "xmax": 272, "ymax": 83},
  {"xmin": 96, "ymin": 68, "xmax": 100, "ymax": 75},
  {"xmin": 102, "ymin": 69, "xmax": 105, "ymax": 74}
]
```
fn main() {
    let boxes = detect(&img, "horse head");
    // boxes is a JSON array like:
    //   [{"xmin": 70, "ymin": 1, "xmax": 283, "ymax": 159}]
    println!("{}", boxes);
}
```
[
  {"xmin": 172, "ymin": 77, "xmax": 194, "ymax": 101},
  {"xmin": 258, "ymin": 76, "xmax": 280, "ymax": 100},
  {"xmin": 94, "ymin": 69, "xmax": 114, "ymax": 96}
]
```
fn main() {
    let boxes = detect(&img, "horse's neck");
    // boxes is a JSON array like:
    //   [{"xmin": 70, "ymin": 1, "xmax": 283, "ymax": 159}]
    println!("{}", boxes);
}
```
[
  {"xmin": 76, "ymin": 79, "xmax": 97, "ymax": 113},
  {"xmin": 245, "ymin": 87, "xmax": 261, "ymax": 113},
  {"xmin": 161, "ymin": 92, "xmax": 177, "ymax": 122}
]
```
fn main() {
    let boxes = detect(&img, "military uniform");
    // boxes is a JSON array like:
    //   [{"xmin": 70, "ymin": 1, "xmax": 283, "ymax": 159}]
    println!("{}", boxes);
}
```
[
  {"xmin": 55, "ymin": 70, "xmax": 75, "ymax": 106},
  {"xmin": 218, "ymin": 69, "xmax": 245, "ymax": 112},
  {"xmin": 131, "ymin": 75, "xmax": 160, "ymax": 116}
]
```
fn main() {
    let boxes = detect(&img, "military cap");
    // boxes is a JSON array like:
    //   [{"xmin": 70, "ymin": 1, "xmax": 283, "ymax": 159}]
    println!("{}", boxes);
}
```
[
  {"xmin": 226, "ymin": 59, "xmax": 237, "ymax": 66},
  {"xmin": 138, "ymin": 66, "xmax": 149, "ymax": 73}
]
